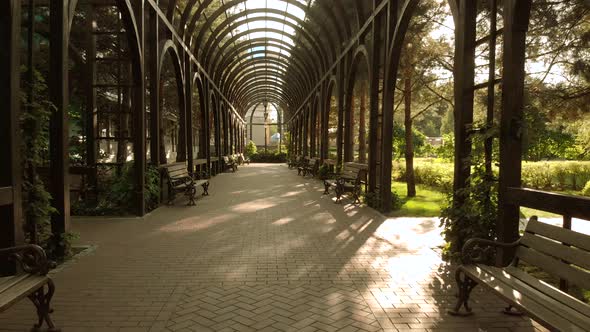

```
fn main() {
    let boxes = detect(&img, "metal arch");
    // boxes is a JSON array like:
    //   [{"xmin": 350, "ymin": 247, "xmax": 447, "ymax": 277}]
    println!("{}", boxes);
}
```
[
  {"xmin": 328, "ymin": 0, "xmax": 352, "ymax": 42},
  {"xmin": 211, "ymin": 37, "xmax": 317, "ymax": 81},
  {"xmin": 181, "ymin": 0, "xmax": 344, "ymax": 56},
  {"xmin": 242, "ymin": 93, "xmax": 290, "ymax": 114},
  {"xmin": 229, "ymin": 70, "xmax": 293, "ymax": 101},
  {"xmin": 203, "ymin": 27, "xmax": 321, "ymax": 83},
  {"xmin": 190, "ymin": 0, "xmax": 341, "ymax": 61},
  {"xmin": 199, "ymin": 8, "xmax": 336, "ymax": 67},
  {"xmin": 224, "ymin": 57, "xmax": 306, "ymax": 100},
  {"xmin": 115, "ymin": 0, "xmax": 143, "ymax": 65},
  {"xmin": 210, "ymin": 34, "xmax": 319, "ymax": 96},
  {"xmin": 244, "ymin": 98, "xmax": 288, "ymax": 117},
  {"xmin": 222, "ymin": 54, "xmax": 299, "ymax": 89},
  {"xmin": 202, "ymin": 22, "xmax": 327, "ymax": 79},
  {"xmin": 233, "ymin": 78, "xmax": 298, "ymax": 107},
  {"xmin": 216, "ymin": 45, "xmax": 314, "ymax": 96},
  {"xmin": 236, "ymin": 86, "xmax": 292, "ymax": 108},
  {"xmin": 235, "ymin": 83, "xmax": 292, "ymax": 106},
  {"xmin": 229, "ymin": 68, "xmax": 302, "ymax": 102},
  {"xmin": 235, "ymin": 85, "xmax": 294, "ymax": 109},
  {"xmin": 158, "ymin": 39, "xmax": 185, "ymax": 86},
  {"xmin": 213, "ymin": 40, "xmax": 315, "ymax": 90},
  {"xmin": 344, "ymin": 44, "xmax": 372, "ymax": 110}
]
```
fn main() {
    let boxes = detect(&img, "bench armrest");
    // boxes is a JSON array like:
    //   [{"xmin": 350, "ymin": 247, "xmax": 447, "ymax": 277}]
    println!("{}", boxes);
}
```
[
  {"xmin": 461, "ymin": 238, "xmax": 520, "ymax": 265},
  {"xmin": 0, "ymin": 245, "xmax": 50, "ymax": 275}
]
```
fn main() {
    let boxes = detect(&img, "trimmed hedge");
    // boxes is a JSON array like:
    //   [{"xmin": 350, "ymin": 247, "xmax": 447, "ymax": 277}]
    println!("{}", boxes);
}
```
[
  {"xmin": 393, "ymin": 159, "xmax": 590, "ymax": 193},
  {"xmin": 250, "ymin": 151, "xmax": 287, "ymax": 163}
]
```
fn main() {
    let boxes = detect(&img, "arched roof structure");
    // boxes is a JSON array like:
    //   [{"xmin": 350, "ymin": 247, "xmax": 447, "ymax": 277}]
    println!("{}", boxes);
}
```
[{"xmin": 155, "ymin": 0, "xmax": 355, "ymax": 118}]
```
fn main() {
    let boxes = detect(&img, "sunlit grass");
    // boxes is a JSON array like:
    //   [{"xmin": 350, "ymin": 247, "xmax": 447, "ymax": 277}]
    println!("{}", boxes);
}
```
[{"xmin": 389, "ymin": 182, "xmax": 446, "ymax": 217}]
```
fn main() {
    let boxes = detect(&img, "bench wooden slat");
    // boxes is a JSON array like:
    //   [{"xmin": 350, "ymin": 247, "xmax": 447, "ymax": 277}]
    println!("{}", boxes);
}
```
[
  {"xmin": 515, "ymin": 246, "xmax": 590, "ymax": 290},
  {"xmin": 526, "ymin": 220, "xmax": 590, "ymax": 252},
  {"xmin": 463, "ymin": 265, "xmax": 589, "ymax": 332},
  {"xmin": 0, "ymin": 275, "xmax": 48, "ymax": 311},
  {"xmin": 505, "ymin": 266, "xmax": 590, "ymax": 318},
  {"xmin": 0, "ymin": 274, "xmax": 29, "ymax": 293},
  {"xmin": 520, "ymin": 232, "xmax": 590, "ymax": 271}
]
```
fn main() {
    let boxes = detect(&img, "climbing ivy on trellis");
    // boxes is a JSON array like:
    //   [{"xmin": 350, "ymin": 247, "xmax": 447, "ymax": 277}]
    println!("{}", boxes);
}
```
[
  {"xmin": 439, "ymin": 124, "xmax": 499, "ymax": 262},
  {"xmin": 20, "ymin": 68, "xmax": 76, "ymax": 260}
]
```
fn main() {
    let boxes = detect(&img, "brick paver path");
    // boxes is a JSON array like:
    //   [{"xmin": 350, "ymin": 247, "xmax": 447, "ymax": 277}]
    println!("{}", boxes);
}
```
[{"xmin": 1, "ymin": 164, "xmax": 548, "ymax": 331}]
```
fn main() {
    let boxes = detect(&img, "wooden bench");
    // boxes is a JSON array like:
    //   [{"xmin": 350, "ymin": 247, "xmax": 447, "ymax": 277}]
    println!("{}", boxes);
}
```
[
  {"xmin": 288, "ymin": 155, "xmax": 303, "ymax": 169},
  {"xmin": 223, "ymin": 155, "xmax": 238, "ymax": 172},
  {"xmin": 237, "ymin": 153, "xmax": 250, "ymax": 165},
  {"xmin": 298, "ymin": 157, "xmax": 319, "ymax": 177},
  {"xmin": 0, "ymin": 245, "xmax": 59, "ymax": 331},
  {"xmin": 450, "ymin": 217, "xmax": 590, "ymax": 331},
  {"xmin": 323, "ymin": 162, "xmax": 367, "ymax": 204},
  {"xmin": 162, "ymin": 162, "xmax": 209, "ymax": 206}
]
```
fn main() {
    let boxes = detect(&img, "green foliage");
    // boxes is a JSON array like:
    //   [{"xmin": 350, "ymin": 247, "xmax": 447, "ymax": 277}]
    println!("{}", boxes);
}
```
[
  {"xmin": 393, "ymin": 160, "xmax": 454, "ymax": 192},
  {"xmin": 582, "ymin": 181, "xmax": 590, "ymax": 197},
  {"xmin": 436, "ymin": 134, "xmax": 455, "ymax": 162},
  {"xmin": 363, "ymin": 191, "xmax": 403, "ymax": 212},
  {"xmin": 73, "ymin": 163, "xmax": 160, "ymax": 215},
  {"xmin": 439, "ymin": 162, "xmax": 498, "ymax": 262},
  {"xmin": 521, "ymin": 161, "xmax": 590, "ymax": 191},
  {"xmin": 249, "ymin": 151, "xmax": 287, "ymax": 163},
  {"xmin": 20, "ymin": 67, "xmax": 67, "ymax": 259},
  {"xmin": 245, "ymin": 140, "xmax": 257, "ymax": 157},
  {"xmin": 392, "ymin": 123, "xmax": 426, "ymax": 159}
]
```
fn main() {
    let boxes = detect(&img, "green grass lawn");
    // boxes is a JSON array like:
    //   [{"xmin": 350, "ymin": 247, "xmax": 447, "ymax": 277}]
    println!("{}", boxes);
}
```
[{"xmin": 388, "ymin": 182, "xmax": 446, "ymax": 217}]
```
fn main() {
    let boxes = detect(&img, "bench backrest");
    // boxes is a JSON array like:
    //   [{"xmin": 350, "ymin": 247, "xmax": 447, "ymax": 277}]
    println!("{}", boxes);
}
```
[
  {"xmin": 162, "ymin": 162, "xmax": 189, "ymax": 179},
  {"xmin": 341, "ymin": 162, "xmax": 368, "ymax": 182},
  {"xmin": 516, "ymin": 218, "xmax": 590, "ymax": 290}
]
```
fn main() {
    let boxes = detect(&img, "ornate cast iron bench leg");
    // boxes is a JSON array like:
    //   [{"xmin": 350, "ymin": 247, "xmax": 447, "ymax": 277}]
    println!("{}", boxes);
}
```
[
  {"xmin": 186, "ymin": 187, "xmax": 196, "ymax": 206},
  {"xmin": 335, "ymin": 183, "xmax": 343, "ymax": 203},
  {"xmin": 323, "ymin": 181, "xmax": 330, "ymax": 195},
  {"xmin": 29, "ymin": 279, "xmax": 60, "ymax": 332},
  {"xmin": 448, "ymin": 268, "xmax": 477, "ymax": 316}
]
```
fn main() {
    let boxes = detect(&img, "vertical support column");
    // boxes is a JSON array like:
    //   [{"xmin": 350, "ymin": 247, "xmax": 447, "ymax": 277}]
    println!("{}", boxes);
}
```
[
  {"xmin": 337, "ymin": 62, "xmax": 345, "ymax": 165},
  {"xmin": 203, "ymin": 83, "xmax": 211, "ymax": 176},
  {"xmin": 132, "ymin": 0, "xmax": 146, "ymax": 216},
  {"xmin": 369, "ymin": 13, "xmax": 383, "ymax": 194},
  {"xmin": 149, "ymin": 7, "xmax": 160, "ymax": 165},
  {"xmin": 380, "ymin": 0, "xmax": 398, "ymax": 212},
  {"xmin": 86, "ymin": 4, "xmax": 98, "ymax": 192},
  {"xmin": 177, "ymin": 67, "xmax": 187, "ymax": 163},
  {"xmin": 49, "ymin": 0, "xmax": 70, "ymax": 252},
  {"xmin": 215, "ymin": 98, "xmax": 221, "ymax": 173},
  {"xmin": 497, "ymin": 0, "xmax": 531, "ymax": 265},
  {"xmin": 452, "ymin": 0, "xmax": 476, "ymax": 200},
  {"xmin": 185, "ymin": 59, "xmax": 193, "ymax": 172},
  {"xmin": 310, "ymin": 104, "xmax": 316, "ymax": 157},
  {"xmin": 0, "ymin": 0, "xmax": 23, "ymax": 274},
  {"xmin": 302, "ymin": 110, "xmax": 308, "ymax": 156}
]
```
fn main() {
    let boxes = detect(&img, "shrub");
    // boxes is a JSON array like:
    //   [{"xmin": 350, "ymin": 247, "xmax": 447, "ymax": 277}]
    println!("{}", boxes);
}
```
[
  {"xmin": 250, "ymin": 151, "xmax": 287, "ymax": 163},
  {"xmin": 363, "ymin": 191, "xmax": 403, "ymax": 212},
  {"xmin": 582, "ymin": 181, "xmax": 590, "ymax": 197},
  {"xmin": 440, "ymin": 163, "xmax": 498, "ymax": 262},
  {"xmin": 245, "ymin": 140, "xmax": 257, "ymax": 157}
]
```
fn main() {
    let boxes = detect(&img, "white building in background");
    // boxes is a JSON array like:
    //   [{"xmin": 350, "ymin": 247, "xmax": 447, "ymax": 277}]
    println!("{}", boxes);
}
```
[{"xmin": 247, "ymin": 103, "xmax": 281, "ymax": 148}]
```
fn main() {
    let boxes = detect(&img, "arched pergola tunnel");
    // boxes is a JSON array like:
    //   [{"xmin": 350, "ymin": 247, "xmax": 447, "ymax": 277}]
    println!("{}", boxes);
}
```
[{"xmin": 1, "ymin": 0, "xmax": 588, "ymax": 272}]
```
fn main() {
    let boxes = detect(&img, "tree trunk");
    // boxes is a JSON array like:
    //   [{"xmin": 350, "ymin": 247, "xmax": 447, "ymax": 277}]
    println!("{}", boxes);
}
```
[
  {"xmin": 404, "ymin": 69, "xmax": 416, "ymax": 197},
  {"xmin": 359, "ymin": 81, "xmax": 367, "ymax": 163}
]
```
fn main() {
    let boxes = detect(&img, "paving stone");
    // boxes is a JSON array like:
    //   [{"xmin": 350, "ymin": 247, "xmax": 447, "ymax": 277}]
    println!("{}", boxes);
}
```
[{"xmin": 0, "ymin": 164, "xmax": 546, "ymax": 331}]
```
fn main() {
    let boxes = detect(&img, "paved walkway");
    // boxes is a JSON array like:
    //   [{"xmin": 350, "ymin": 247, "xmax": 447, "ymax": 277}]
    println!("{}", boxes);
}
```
[{"xmin": 1, "ymin": 164, "xmax": 547, "ymax": 332}]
